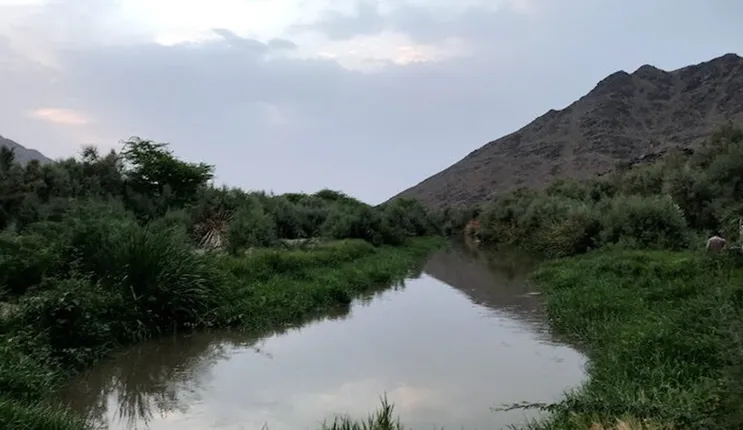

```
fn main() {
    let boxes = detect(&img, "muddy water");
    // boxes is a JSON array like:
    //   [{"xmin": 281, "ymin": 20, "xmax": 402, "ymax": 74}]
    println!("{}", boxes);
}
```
[{"xmin": 61, "ymin": 244, "xmax": 587, "ymax": 430}]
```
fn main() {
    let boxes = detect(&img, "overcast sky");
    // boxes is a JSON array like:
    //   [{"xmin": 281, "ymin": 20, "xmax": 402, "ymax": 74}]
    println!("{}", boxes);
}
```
[{"xmin": 0, "ymin": 0, "xmax": 741, "ymax": 203}]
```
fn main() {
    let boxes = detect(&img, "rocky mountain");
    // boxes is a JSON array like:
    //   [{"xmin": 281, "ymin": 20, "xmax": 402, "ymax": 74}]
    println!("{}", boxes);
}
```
[
  {"xmin": 0, "ymin": 135, "xmax": 52, "ymax": 165},
  {"xmin": 390, "ymin": 53, "xmax": 743, "ymax": 208}
]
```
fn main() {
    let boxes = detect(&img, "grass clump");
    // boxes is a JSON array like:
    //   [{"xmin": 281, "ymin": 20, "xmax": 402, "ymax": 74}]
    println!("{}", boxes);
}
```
[{"xmin": 319, "ymin": 397, "xmax": 404, "ymax": 430}]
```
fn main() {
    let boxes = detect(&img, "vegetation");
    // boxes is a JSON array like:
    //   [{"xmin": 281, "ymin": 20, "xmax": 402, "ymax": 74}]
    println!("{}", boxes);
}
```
[
  {"xmin": 458, "ymin": 124, "xmax": 743, "ymax": 259},
  {"xmin": 313, "ymin": 125, "xmax": 743, "ymax": 430},
  {"xmin": 0, "ymin": 137, "xmax": 442, "ymax": 429},
  {"xmin": 522, "ymin": 249, "xmax": 743, "ymax": 429},
  {"xmin": 7, "ymin": 122, "xmax": 743, "ymax": 429}
]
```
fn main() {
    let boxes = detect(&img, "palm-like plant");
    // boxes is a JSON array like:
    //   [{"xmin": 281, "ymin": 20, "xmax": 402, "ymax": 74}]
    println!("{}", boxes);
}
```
[{"xmin": 193, "ymin": 208, "xmax": 233, "ymax": 250}]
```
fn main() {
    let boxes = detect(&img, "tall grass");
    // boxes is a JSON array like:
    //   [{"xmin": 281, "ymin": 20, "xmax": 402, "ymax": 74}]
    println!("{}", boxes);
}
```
[{"xmin": 318, "ymin": 397, "xmax": 405, "ymax": 430}]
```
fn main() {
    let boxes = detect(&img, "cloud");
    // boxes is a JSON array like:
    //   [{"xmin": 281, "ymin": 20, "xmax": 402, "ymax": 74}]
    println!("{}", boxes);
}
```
[
  {"xmin": 302, "ymin": 0, "xmax": 541, "ymax": 46},
  {"xmin": 28, "ymin": 108, "xmax": 92, "ymax": 125},
  {"xmin": 1, "ymin": 0, "xmax": 742, "ymax": 202}
]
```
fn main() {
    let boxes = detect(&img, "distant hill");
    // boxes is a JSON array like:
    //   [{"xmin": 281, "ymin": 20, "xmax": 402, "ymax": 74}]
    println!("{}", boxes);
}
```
[
  {"xmin": 0, "ymin": 135, "xmax": 52, "ymax": 165},
  {"xmin": 390, "ymin": 53, "xmax": 743, "ymax": 208}
]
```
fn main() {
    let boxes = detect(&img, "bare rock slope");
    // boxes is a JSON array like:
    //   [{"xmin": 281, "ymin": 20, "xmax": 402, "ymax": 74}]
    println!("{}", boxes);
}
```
[
  {"xmin": 390, "ymin": 53, "xmax": 743, "ymax": 208},
  {"xmin": 0, "ymin": 135, "xmax": 52, "ymax": 165}
]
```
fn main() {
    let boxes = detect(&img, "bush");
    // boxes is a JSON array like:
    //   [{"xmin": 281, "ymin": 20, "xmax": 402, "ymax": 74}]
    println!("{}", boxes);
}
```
[
  {"xmin": 454, "ymin": 125, "xmax": 743, "ymax": 257},
  {"xmin": 105, "ymin": 223, "xmax": 227, "ymax": 330},
  {"xmin": 599, "ymin": 195, "xmax": 690, "ymax": 250},
  {"xmin": 537, "ymin": 203, "xmax": 602, "ymax": 258},
  {"xmin": 16, "ymin": 278, "xmax": 121, "ymax": 368},
  {"xmin": 0, "ymin": 232, "xmax": 60, "ymax": 296},
  {"xmin": 227, "ymin": 205, "xmax": 278, "ymax": 252}
]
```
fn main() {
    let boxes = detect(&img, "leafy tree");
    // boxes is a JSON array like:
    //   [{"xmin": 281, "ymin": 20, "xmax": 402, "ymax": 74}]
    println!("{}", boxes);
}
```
[{"xmin": 121, "ymin": 137, "xmax": 214, "ymax": 206}]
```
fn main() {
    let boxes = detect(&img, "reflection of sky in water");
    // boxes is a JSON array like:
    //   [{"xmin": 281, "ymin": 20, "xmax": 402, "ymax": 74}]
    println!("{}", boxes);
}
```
[{"xmin": 66, "ymin": 249, "xmax": 587, "ymax": 430}]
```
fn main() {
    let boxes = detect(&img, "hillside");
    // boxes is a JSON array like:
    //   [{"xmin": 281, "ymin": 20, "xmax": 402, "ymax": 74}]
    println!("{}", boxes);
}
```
[
  {"xmin": 0, "ymin": 135, "xmax": 52, "ymax": 165},
  {"xmin": 390, "ymin": 53, "xmax": 743, "ymax": 208}
]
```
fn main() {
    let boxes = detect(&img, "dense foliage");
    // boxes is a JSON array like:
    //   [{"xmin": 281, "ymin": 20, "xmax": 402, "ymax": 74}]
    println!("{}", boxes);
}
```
[
  {"xmin": 0, "ymin": 137, "xmax": 442, "ymax": 430},
  {"xmin": 0, "ymin": 137, "xmax": 440, "ymax": 253},
  {"xmin": 459, "ymin": 124, "xmax": 743, "ymax": 258}
]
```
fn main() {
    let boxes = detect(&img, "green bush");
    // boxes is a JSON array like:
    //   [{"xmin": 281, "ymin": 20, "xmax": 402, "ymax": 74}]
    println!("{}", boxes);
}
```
[
  {"xmin": 227, "ymin": 204, "xmax": 278, "ymax": 252},
  {"xmin": 105, "ymin": 223, "xmax": 227, "ymax": 330},
  {"xmin": 16, "ymin": 278, "xmax": 121, "ymax": 368},
  {"xmin": 536, "ymin": 203, "xmax": 602, "ymax": 258},
  {"xmin": 599, "ymin": 195, "xmax": 690, "ymax": 250},
  {"xmin": 0, "ymin": 232, "xmax": 60, "ymax": 296},
  {"xmin": 450, "ymin": 125, "xmax": 743, "ymax": 257}
]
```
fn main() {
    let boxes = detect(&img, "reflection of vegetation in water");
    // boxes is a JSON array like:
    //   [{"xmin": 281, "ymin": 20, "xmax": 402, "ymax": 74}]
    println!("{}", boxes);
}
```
[
  {"xmin": 63, "ymin": 271, "xmax": 417, "ymax": 430},
  {"xmin": 353, "ymin": 280, "xmax": 407, "ymax": 308},
  {"xmin": 423, "ymin": 242, "xmax": 540, "ymax": 313},
  {"xmin": 63, "ymin": 306, "xmax": 358, "ymax": 430},
  {"xmin": 63, "ymin": 333, "xmax": 248, "ymax": 429},
  {"xmin": 458, "ymin": 238, "xmax": 540, "ymax": 280}
]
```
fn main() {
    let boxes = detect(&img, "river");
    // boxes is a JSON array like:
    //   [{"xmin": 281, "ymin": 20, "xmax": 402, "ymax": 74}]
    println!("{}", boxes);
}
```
[{"xmin": 60, "ymin": 243, "xmax": 587, "ymax": 430}]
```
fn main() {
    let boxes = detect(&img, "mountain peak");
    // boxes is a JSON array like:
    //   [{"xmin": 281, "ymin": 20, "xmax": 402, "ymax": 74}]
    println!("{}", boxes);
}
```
[{"xmin": 389, "ymin": 53, "xmax": 743, "ymax": 208}]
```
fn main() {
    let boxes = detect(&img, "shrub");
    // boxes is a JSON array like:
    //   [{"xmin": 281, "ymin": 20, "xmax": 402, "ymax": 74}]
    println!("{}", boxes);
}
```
[
  {"xmin": 227, "ymin": 205, "xmax": 278, "ymax": 252},
  {"xmin": 105, "ymin": 223, "xmax": 227, "ymax": 330},
  {"xmin": 16, "ymin": 278, "xmax": 121, "ymax": 367},
  {"xmin": 0, "ymin": 232, "xmax": 60, "ymax": 296},
  {"xmin": 599, "ymin": 195, "xmax": 690, "ymax": 250}
]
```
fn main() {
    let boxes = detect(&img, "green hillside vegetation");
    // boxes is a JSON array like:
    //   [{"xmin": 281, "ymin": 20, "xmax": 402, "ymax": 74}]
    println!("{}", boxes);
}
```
[
  {"xmin": 470, "ymin": 124, "xmax": 743, "ymax": 259},
  {"xmin": 0, "ymin": 137, "xmax": 443, "ymax": 430}
]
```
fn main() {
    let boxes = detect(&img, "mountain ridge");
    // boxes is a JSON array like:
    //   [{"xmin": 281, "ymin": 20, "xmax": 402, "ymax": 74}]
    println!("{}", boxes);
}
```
[
  {"xmin": 389, "ymin": 52, "xmax": 743, "ymax": 208},
  {"xmin": 0, "ymin": 135, "xmax": 52, "ymax": 165}
]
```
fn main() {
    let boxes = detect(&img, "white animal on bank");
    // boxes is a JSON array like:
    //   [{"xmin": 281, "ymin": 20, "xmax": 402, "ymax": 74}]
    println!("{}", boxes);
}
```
[{"xmin": 706, "ymin": 233, "xmax": 727, "ymax": 253}]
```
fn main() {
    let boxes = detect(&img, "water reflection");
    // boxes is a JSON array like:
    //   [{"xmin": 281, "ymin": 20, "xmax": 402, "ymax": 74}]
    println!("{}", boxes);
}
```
[
  {"xmin": 62, "ymin": 308, "xmax": 354, "ymax": 430},
  {"xmin": 423, "ymin": 242, "xmax": 548, "ymax": 327},
  {"xmin": 61, "ymin": 246, "xmax": 586, "ymax": 430}
]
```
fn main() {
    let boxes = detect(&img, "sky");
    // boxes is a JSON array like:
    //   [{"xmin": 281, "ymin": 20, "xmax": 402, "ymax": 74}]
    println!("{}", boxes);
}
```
[{"xmin": 0, "ymin": 0, "xmax": 741, "ymax": 204}]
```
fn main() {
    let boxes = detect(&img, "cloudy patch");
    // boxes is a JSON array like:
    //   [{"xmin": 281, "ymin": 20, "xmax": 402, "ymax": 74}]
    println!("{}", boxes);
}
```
[{"xmin": 28, "ymin": 107, "xmax": 92, "ymax": 125}]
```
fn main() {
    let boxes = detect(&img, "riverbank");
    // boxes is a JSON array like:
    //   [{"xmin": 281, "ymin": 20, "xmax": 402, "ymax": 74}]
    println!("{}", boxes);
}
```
[
  {"xmin": 0, "ymin": 237, "xmax": 443, "ymax": 430},
  {"xmin": 526, "ymin": 248, "xmax": 743, "ymax": 429},
  {"xmin": 323, "ymin": 246, "xmax": 743, "ymax": 430}
]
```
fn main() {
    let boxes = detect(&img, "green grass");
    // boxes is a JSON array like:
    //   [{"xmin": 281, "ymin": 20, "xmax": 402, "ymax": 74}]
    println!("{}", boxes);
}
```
[
  {"xmin": 0, "ymin": 237, "xmax": 442, "ymax": 430},
  {"xmin": 521, "ymin": 249, "xmax": 743, "ymax": 430},
  {"xmin": 318, "ymin": 397, "xmax": 405, "ymax": 430}
]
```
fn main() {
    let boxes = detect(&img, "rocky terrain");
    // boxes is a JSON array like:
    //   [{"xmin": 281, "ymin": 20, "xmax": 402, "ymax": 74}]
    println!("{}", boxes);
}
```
[
  {"xmin": 0, "ymin": 135, "xmax": 51, "ymax": 165},
  {"xmin": 390, "ymin": 53, "xmax": 743, "ymax": 208}
]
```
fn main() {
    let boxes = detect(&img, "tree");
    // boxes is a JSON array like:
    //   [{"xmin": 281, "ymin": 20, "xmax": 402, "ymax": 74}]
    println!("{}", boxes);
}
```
[
  {"xmin": 0, "ymin": 145, "xmax": 15, "ymax": 174},
  {"xmin": 121, "ymin": 137, "xmax": 214, "ymax": 205}
]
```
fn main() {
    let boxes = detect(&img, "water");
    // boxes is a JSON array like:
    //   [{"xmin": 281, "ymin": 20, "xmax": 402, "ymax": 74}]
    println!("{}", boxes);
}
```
[{"xmin": 61, "ymin": 244, "xmax": 587, "ymax": 430}]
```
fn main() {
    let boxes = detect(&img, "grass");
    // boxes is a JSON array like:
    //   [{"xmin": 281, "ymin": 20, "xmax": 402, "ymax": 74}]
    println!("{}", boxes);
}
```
[
  {"xmin": 318, "ymin": 397, "xmax": 405, "ymax": 430},
  {"xmin": 0, "ymin": 236, "xmax": 443, "ymax": 430},
  {"xmin": 521, "ymin": 248, "xmax": 743, "ymax": 430}
]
